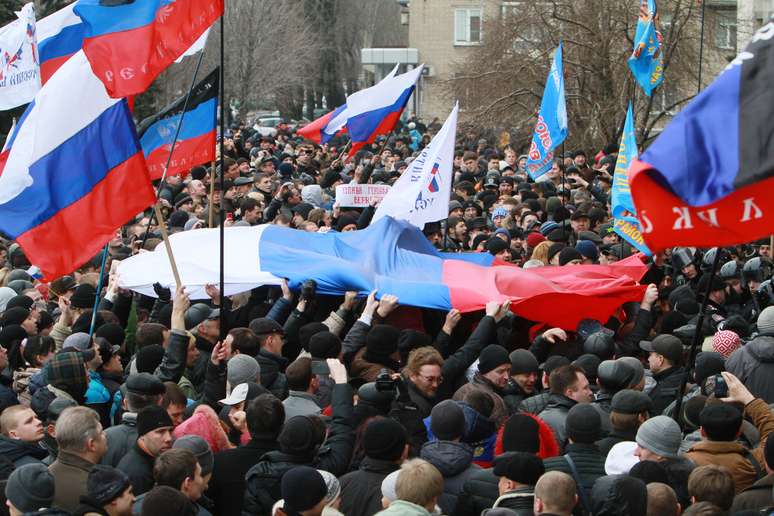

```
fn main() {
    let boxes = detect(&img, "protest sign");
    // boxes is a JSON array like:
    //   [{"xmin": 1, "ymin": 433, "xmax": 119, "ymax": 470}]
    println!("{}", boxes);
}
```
[{"xmin": 336, "ymin": 183, "xmax": 391, "ymax": 207}]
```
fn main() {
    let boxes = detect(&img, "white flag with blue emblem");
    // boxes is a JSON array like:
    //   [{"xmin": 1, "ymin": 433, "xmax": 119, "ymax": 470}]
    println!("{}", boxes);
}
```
[
  {"xmin": 372, "ymin": 102, "xmax": 458, "ymax": 229},
  {"xmin": 0, "ymin": 3, "xmax": 40, "ymax": 110}
]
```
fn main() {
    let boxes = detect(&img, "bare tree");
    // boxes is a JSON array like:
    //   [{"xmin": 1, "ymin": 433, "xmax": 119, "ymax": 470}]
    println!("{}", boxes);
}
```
[{"xmin": 447, "ymin": 0, "xmax": 732, "ymax": 152}]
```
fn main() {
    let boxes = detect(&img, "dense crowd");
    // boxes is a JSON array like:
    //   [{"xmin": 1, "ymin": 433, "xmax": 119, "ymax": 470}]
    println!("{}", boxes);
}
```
[{"xmin": 1, "ymin": 116, "xmax": 774, "ymax": 516}]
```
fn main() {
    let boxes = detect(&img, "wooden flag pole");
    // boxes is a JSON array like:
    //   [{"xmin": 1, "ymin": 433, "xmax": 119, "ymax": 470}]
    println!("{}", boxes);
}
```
[{"xmin": 153, "ymin": 202, "xmax": 183, "ymax": 290}]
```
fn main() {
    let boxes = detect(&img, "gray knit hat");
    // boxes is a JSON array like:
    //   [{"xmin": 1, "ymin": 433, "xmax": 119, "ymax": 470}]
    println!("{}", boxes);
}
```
[
  {"xmin": 173, "ymin": 435, "xmax": 214, "ymax": 477},
  {"xmin": 635, "ymin": 415, "xmax": 682, "ymax": 459},
  {"xmin": 617, "ymin": 356, "xmax": 645, "ymax": 389},
  {"xmin": 227, "ymin": 354, "xmax": 260, "ymax": 386},
  {"xmin": 6, "ymin": 463, "xmax": 56, "ymax": 512},
  {"xmin": 757, "ymin": 306, "xmax": 774, "ymax": 335}
]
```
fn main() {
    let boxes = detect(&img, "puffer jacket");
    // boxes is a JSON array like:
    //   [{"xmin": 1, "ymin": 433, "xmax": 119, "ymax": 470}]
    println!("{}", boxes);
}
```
[
  {"xmin": 519, "ymin": 391, "xmax": 551, "ymax": 415},
  {"xmin": 538, "ymin": 394, "xmax": 577, "ymax": 449},
  {"xmin": 242, "ymin": 383, "xmax": 354, "ymax": 516},
  {"xmin": 542, "ymin": 443, "xmax": 606, "ymax": 500},
  {"xmin": 420, "ymin": 440, "xmax": 480, "ymax": 515},
  {"xmin": 726, "ymin": 334, "xmax": 774, "ymax": 404},
  {"xmin": 452, "ymin": 468, "xmax": 499, "ymax": 516}
]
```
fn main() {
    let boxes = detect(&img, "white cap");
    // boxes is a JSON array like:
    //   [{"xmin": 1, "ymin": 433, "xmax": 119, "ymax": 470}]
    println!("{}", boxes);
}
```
[
  {"xmin": 604, "ymin": 441, "xmax": 639, "ymax": 475},
  {"xmin": 219, "ymin": 383, "xmax": 249, "ymax": 406}
]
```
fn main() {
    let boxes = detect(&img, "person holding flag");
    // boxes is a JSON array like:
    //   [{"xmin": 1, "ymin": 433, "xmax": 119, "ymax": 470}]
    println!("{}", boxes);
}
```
[{"xmin": 525, "ymin": 43, "xmax": 568, "ymax": 179}]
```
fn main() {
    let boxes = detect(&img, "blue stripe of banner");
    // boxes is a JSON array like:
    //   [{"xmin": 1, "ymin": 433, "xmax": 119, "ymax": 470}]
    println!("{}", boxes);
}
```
[
  {"xmin": 74, "ymin": 0, "xmax": 176, "ymax": 37},
  {"xmin": 39, "ymin": 23, "xmax": 85, "ymax": 62},
  {"xmin": 0, "ymin": 101, "xmax": 140, "ymax": 238},
  {"xmin": 140, "ymin": 97, "xmax": 216, "ymax": 157}
]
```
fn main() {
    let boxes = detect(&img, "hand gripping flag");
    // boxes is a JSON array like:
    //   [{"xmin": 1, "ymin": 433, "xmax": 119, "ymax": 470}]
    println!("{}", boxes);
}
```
[
  {"xmin": 138, "ymin": 67, "xmax": 218, "ymax": 180},
  {"xmin": 611, "ymin": 103, "xmax": 651, "ymax": 256},
  {"xmin": 0, "ymin": 3, "xmax": 41, "ymax": 110},
  {"xmin": 629, "ymin": 21, "xmax": 774, "ymax": 253},
  {"xmin": 373, "ymin": 103, "xmax": 458, "ymax": 228},
  {"xmin": 36, "ymin": 3, "xmax": 84, "ymax": 85},
  {"xmin": 526, "ymin": 43, "xmax": 568, "ymax": 179},
  {"xmin": 118, "ymin": 217, "xmax": 648, "ymax": 330},
  {"xmin": 0, "ymin": 51, "xmax": 155, "ymax": 280},
  {"xmin": 74, "ymin": 0, "xmax": 223, "ymax": 98},
  {"xmin": 628, "ymin": 0, "xmax": 664, "ymax": 97},
  {"xmin": 298, "ymin": 64, "xmax": 399, "ymax": 145}
]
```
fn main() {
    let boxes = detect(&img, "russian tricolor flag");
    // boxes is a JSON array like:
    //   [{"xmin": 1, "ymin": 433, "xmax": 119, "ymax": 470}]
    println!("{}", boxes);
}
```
[
  {"xmin": 117, "ymin": 217, "xmax": 649, "ymax": 330},
  {"xmin": 0, "ymin": 51, "xmax": 155, "ymax": 280},
  {"xmin": 74, "ymin": 0, "xmax": 223, "ymax": 98},
  {"xmin": 36, "ymin": 3, "xmax": 85, "ymax": 85},
  {"xmin": 298, "ymin": 65, "xmax": 422, "ymax": 158},
  {"xmin": 138, "ymin": 67, "xmax": 218, "ymax": 180},
  {"xmin": 629, "ymin": 20, "xmax": 774, "ymax": 252}
]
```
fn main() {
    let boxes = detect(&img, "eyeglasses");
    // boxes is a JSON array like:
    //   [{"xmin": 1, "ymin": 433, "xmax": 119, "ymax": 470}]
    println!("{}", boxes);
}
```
[{"xmin": 418, "ymin": 374, "xmax": 443, "ymax": 385}]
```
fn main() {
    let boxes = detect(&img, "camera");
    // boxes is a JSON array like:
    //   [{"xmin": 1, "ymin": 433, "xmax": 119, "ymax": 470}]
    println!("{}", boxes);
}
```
[
  {"xmin": 375, "ymin": 368, "xmax": 399, "ymax": 392},
  {"xmin": 300, "ymin": 279, "xmax": 317, "ymax": 303}
]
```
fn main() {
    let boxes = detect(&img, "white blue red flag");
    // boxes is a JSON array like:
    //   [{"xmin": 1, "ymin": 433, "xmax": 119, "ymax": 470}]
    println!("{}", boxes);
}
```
[
  {"xmin": 0, "ymin": 3, "xmax": 40, "ymax": 110},
  {"xmin": 373, "ymin": 103, "xmax": 458, "ymax": 228},
  {"xmin": 36, "ymin": 3, "xmax": 84, "ymax": 85},
  {"xmin": 526, "ymin": 43, "xmax": 568, "ymax": 179},
  {"xmin": 0, "ymin": 51, "xmax": 155, "ymax": 279}
]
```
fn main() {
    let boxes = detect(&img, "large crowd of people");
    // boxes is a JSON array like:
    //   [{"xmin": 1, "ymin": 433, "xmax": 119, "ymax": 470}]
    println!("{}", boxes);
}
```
[{"xmin": 1, "ymin": 115, "xmax": 774, "ymax": 516}]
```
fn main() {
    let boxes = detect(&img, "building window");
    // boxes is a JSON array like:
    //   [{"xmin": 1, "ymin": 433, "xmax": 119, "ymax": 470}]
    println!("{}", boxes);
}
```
[
  {"xmin": 454, "ymin": 8, "xmax": 482, "ymax": 45},
  {"xmin": 715, "ymin": 12, "xmax": 737, "ymax": 51}
]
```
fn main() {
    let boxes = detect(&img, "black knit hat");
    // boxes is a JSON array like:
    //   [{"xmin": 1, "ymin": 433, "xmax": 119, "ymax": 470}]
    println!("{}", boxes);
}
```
[
  {"xmin": 0, "ymin": 306, "xmax": 29, "ymax": 326},
  {"xmin": 136, "ymin": 405, "xmax": 174, "ymax": 437},
  {"xmin": 565, "ymin": 404, "xmax": 601, "ymax": 443},
  {"xmin": 136, "ymin": 344, "xmax": 165, "ymax": 374},
  {"xmin": 478, "ymin": 344, "xmax": 510, "ymax": 375},
  {"xmin": 87, "ymin": 465, "xmax": 131, "ymax": 506},
  {"xmin": 308, "ymin": 331, "xmax": 342, "ymax": 359},
  {"xmin": 299, "ymin": 322, "xmax": 328, "ymax": 351},
  {"xmin": 6, "ymin": 463, "xmax": 55, "ymax": 512},
  {"xmin": 430, "ymin": 400, "xmax": 466, "ymax": 441},
  {"xmin": 70, "ymin": 283, "xmax": 97, "ymax": 309},
  {"xmin": 364, "ymin": 325, "xmax": 400, "ymax": 364},
  {"xmin": 363, "ymin": 417, "xmax": 407, "ymax": 461},
  {"xmin": 282, "ymin": 466, "xmax": 328, "ymax": 515},
  {"xmin": 493, "ymin": 451, "xmax": 545, "ymax": 485},
  {"xmin": 501, "ymin": 414, "xmax": 540, "ymax": 453},
  {"xmin": 279, "ymin": 416, "xmax": 322, "ymax": 456},
  {"xmin": 509, "ymin": 349, "xmax": 539, "ymax": 375}
]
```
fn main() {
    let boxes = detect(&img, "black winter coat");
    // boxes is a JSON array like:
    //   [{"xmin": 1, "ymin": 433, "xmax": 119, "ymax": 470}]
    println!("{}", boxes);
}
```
[
  {"xmin": 420, "ymin": 440, "xmax": 480, "ymax": 515},
  {"xmin": 339, "ymin": 457, "xmax": 400, "ymax": 516},
  {"xmin": 542, "ymin": 443, "xmax": 606, "ymax": 501},
  {"xmin": 452, "ymin": 468, "xmax": 499, "ymax": 516},
  {"xmin": 648, "ymin": 366, "xmax": 684, "ymax": 416},
  {"xmin": 116, "ymin": 443, "xmax": 156, "ymax": 496},
  {"xmin": 256, "ymin": 348, "xmax": 289, "ymax": 400}
]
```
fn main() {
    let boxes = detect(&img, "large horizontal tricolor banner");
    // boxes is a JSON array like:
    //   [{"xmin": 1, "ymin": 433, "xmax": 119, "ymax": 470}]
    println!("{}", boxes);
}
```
[
  {"xmin": 117, "ymin": 217, "xmax": 648, "ymax": 330},
  {"xmin": 629, "ymin": 19, "xmax": 774, "ymax": 252},
  {"xmin": 137, "ymin": 67, "xmax": 218, "ymax": 180}
]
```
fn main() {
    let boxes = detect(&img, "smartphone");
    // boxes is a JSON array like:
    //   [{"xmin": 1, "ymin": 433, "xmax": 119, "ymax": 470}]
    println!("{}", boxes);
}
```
[{"xmin": 714, "ymin": 374, "xmax": 728, "ymax": 398}]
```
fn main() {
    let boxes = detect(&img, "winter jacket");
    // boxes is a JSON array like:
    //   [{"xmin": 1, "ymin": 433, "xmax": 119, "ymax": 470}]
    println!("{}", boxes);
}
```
[
  {"xmin": 647, "ymin": 366, "xmax": 685, "ymax": 417},
  {"xmin": 282, "ymin": 390, "xmax": 323, "ymax": 421},
  {"xmin": 538, "ymin": 394, "xmax": 577, "ymax": 449},
  {"xmin": 453, "ymin": 373, "xmax": 508, "ymax": 425},
  {"xmin": 542, "ymin": 443, "xmax": 606, "ymax": 500},
  {"xmin": 256, "ymin": 347, "xmax": 289, "ymax": 400},
  {"xmin": 726, "ymin": 334, "xmax": 774, "ymax": 404},
  {"xmin": 242, "ymin": 383, "xmax": 354, "ymax": 516},
  {"xmin": 351, "ymin": 347, "xmax": 392, "ymax": 382},
  {"xmin": 49, "ymin": 450, "xmax": 94, "ymax": 512},
  {"xmin": 131, "ymin": 492, "xmax": 212, "ymax": 516},
  {"xmin": 420, "ymin": 440, "xmax": 480, "ymax": 515},
  {"xmin": 339, "ymin": 457, "xmax": 401, "ymax": 516},
  {"xmin": 101, "ymin": 412, "xmax": 137, "ymax": 467},
  {"xmin": 491, "ymin": 487, "xmax": 535, "ymax": 516},
  {"xmin": 590, "ymin": 474, "xmax": 648, "ymax": 516},
  {"xmin": 453, "ymin": 468, "xmax": 499, "ymax": 516},
  {"xmin": 595, "ymin": 428, "xmax": 637, "ymax": 456},
  {"xmin": 661, "ymin": 457, "xmax": 696, "ymax": 509},
  {"xmin": 376, "ymin": 500, "xmax": 434, "ymax": 516},
  {"xmin": 519, "ymin": 391, "xmax": 551, "ymax": 415},
  {"xmin": 0, "ymin": 435, "xmax": 48, "ymax": 466},
  {"xmin": 116, "ymin": 443, "xmax": 156, "ymax": 496},
  {"xmin": 206, "ymin": 434, "xmax": 279, "ymax": 516},
  {"xmin": 502, "ymin": 382, "xmax": 531, "ymax": 414},
  {"xmin": 684, "ymin": 398, "xmax": 774, "ymax": 493},
  {"xmin": 730, "ymin": 473, "xmax": 774, "ymax": 513},
  {"xmin": 0, "ymin": 375, "xmax": 19, "ymax": 414},
  {"xmin": 72, "ymin": 498, "xmax": 111, "ymax": 516}
]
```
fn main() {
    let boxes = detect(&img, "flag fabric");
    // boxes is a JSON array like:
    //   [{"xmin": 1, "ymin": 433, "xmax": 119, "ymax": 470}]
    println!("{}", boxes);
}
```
[
  {"xmin": 373, "ymin": 103, "xmax": 457, "ymax": 228},
  {"xmin": 74, "ymin": 0, "xmax": 223, "ymax": 98},
  {"xmin": 611, "ymin": 103, "xmax": 651, "ymax": 255},
  {"xmin": 0, "ymin": 3, "xmax": 40, "ymax": 110},
  {"xmin": 628, "ymin": 0, "xmax": 664, "ymax": 96},
  {"xmin": 0, "ymin": 51, "xmax": 155, "ymax": 280},
  {"xmin": 118, "ymin": 217, "xmax": 648, "ymax": 330},
  {"xmin": 526, "ymin": 43, "xmax": 568, "ymax": 179},
  {"xmin": 297, "ymin": 64, "xmax": 399, "ymax": 145},
  {"xmin": 175, "ymin": 27, "xmax": 209, "ymax": 63},
  {"xmin": 628, "ymin": 21, "xmax": 774, "ymax": 252},
  {"xmin": 36, "ymin": 3, "xmax": 84, "ymax": 85},
  {"xmin": 138, "ymin": 67, "xmax": 218, "ymax": 180}
]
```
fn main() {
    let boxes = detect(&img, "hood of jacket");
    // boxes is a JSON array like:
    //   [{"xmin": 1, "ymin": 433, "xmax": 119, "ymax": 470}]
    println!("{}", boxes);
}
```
[
  {"xmin": 0, "ymin": 435, "xmax": 48, "ymax": 463},
  {"xmin": 744, "ymin": 335, "xmax": 774, "ymax": 362},
  {"xmin": 420, "ymin": 440, "xmax": 475, "ymax": 477},
  {"xmin": 459, "ymin": 401, "xmax": 496, "ymax": 444}
]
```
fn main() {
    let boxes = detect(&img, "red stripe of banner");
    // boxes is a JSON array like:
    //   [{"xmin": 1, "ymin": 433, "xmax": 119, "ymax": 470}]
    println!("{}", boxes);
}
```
[{"xmin": 145, "ymin": 131, "xmax": 215, "ymax": 180}]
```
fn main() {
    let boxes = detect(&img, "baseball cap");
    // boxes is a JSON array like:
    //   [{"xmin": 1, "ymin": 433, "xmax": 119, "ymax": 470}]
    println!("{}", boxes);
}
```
[
  {"xmin": 219, "ymin": 382, "xmax": 267, "ymax": 406},
  {"xmin": 640, "ymin": 334, "xmax": 684, "ymax": 365},
  {"xmin": 184, "ymin": 304, "xmax": 220, "ymax": 330}
]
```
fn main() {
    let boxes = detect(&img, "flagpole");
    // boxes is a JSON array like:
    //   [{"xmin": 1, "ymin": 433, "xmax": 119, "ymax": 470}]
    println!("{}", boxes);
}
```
[
  {"xmin": 208, "ymin": 160, "xmax": 216, "ymax": 228},
  {"xmin": 218, "ymin": 8, "xmax": 227, "ymax": 341},
  {"xmin": 139, "ymin": 49, "xmax": 207, "ymax": 246},
  {"xmin": 696, "ymin": 0, "xmax": 707, "ymax": 92},
  {"xmin": 88, "ymin": 243, "xmax": 109, "ymax": 338},
  {"xmin": 153, "ymin": 203, "xmax": 183, "ymax": 290}
]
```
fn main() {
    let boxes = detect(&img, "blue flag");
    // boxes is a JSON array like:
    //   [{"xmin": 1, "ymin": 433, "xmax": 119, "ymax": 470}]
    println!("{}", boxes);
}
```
[
  {"xmin": 612, "ymin": 103, "xmax": 651, "ymax": 256},
  {"xmin": 526, "ymin": 43, "xmax": 568, "ymax": 179},
  {"xmin": 628, "ymin": 0, "xmax": 664, "ymax": 96}
]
